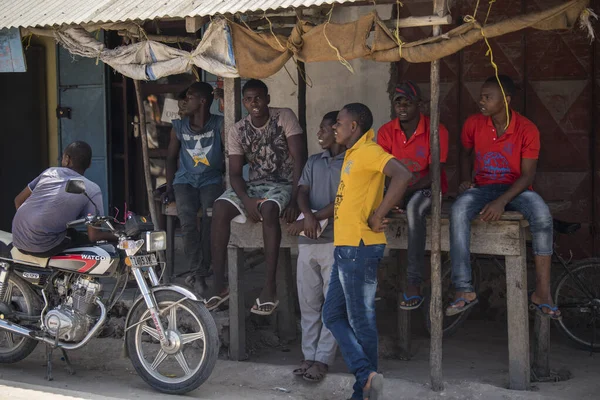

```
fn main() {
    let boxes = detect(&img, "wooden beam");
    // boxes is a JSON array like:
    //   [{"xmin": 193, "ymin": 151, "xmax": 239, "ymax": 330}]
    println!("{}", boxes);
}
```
[
  {"xmin": 228, "ymin": 247, "xmax": 247, "ymax": 360},
  {"xmin": 429, "ymin": 0, "xmax": 447, "ymax": 393},
  {"xmin": 132, "ymin": 79, "xmax": 160, "ymax": 229},
  {"xmin": 249, "ymin": 14, "xmax": 453, "ymax": 33},
  {"xmin": 505, "ymin": 225, "xmax": 531, "ymax": 390},
  {"xmin": 247, "ymin": 16, "xmax": 298, "ymax": 29},
  {"xmin": 185, "ymin": 16, "xmax": 208, "ymax": 33},
  {"xmin": 384, "ymin": 14, "xmax": 453, "ymax": 30},
  {"xmin": 297, "ymin": 9, "xmax": 308, "ymax": 137},
  {"xmin": 117, "ymin": 31, "xmax": 198, "ymax": 45},
  {"xmin": 532, "ymin": 313, "xmax": 551, "ymax": 379},
  {"xmin": 224, "ymin": 78, "xmax": 242, "ymax": 188},
  {"xmin": 276, "ymin": 248, "xmax": 296, "ymax": 342}
]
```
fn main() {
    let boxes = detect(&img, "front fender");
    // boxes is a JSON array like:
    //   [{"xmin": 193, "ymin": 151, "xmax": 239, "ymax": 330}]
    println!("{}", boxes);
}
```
[{"xmin": 122, "ymin": 284, "xmax": 202, "ymax": 358}]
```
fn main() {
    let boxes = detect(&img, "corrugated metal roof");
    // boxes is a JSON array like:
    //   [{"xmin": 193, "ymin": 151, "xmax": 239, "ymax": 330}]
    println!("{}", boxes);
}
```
[{"xmin": 0, "ymin": 0, "xmax": 363, "ymax": 29}]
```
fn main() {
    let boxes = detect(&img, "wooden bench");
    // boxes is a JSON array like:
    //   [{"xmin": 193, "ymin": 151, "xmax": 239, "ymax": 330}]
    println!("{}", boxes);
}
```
[{"xmin": 227, "ymin": 211, "xmax": 549, "ymax": 390}]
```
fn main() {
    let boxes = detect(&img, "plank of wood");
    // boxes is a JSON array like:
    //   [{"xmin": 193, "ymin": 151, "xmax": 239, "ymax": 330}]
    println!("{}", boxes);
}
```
[
  {"xmin": 532, "ymin": 313, "xmax": 551, "ymax": 379},
  {"xmin": 276, "ymin": 248, "xmax": 297, "ymax": 342},
  {"xmin": 505, "ymin": 226, "xmax": 530, "ymax": 390},
  {"xmin": 224, "ymin": 78, "xmax": 241, "ymax": 189},
  {"xmin": 185, "ymin": 16, "xmax": 208, "ymax": 33},
  {"xmin": 396, "ymin": 250, "xmax": 412, "ymax": 360},
  {"xmin": 429, "ymin": 0, "xmax": 447, "ymax": 391},
  {"xmin": 165, "ymin": 215, "xmax": 175, "ymax": 283},
  {"xmin": 383, "ymin": 14, "xmax": 453, "ymax": 30},
  {"xmin": 228, "ymin": 247, "xmax": 247, "ymax": 361},
  {"xmin": 133, "ymin": 79, "xmax": 160, "ymax": 230},
  {"xmin": 228, "ymin": 218, "xmax": 524, "ymax": 256}
]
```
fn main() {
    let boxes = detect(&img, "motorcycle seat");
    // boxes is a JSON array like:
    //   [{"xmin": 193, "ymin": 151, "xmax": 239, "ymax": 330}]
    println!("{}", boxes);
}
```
[{"xmin": 10, "ymin": 247, "xmax": 49, "ymax": 268}]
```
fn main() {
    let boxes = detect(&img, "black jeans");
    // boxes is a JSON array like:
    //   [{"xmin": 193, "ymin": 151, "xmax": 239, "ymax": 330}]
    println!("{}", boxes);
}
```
[{"xmin": 173, "ymin": 183, "xmax": 223, "ymax": 277}]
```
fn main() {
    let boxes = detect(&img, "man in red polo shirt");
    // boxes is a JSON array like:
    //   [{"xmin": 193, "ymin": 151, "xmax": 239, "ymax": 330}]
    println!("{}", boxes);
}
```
[
  {"xmin": 377, "ymin": 81, "xmax": 449, "ymax": 310},
  {"xmin": 447, "ymin": 75, "xmax": 560, "ymax": 319}
]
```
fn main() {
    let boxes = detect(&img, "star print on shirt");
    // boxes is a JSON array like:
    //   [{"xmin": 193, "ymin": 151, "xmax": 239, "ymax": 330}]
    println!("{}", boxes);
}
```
[{"xmin": 185, "ymin": 131, "xmax": 214, "ymax": 167}]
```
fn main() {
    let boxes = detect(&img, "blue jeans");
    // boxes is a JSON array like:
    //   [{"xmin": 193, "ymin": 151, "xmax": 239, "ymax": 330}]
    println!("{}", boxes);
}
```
[
  {"xmin": 173, "ymin": 183, "xmax": 223, "ymax": 277},
  {"xmin": 406, "ymin": 190, "xmax": 432, "ymax": 287},
  {"xmin": 322, "ymin": 241, "xmax": 385, "ymax": 400},
  {"xmin": 450, "ymin": 184, "xmax": 553, "ymax": 292}
]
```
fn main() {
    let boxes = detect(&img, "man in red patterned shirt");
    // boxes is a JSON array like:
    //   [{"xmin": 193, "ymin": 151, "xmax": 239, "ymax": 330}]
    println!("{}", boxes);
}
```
[
  {"xmin": 377, "ymin": 81, "xmax": 449, "ymax": 310},
  {"xmin": 447, "ymin": 75, "xmax": 560, "ymax": 320}
]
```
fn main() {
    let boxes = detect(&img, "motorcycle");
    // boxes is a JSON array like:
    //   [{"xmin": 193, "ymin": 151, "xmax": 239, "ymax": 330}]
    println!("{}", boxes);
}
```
[{"xmin": 0, "ymin": 179, "xmax": 218, "ymax": 394}]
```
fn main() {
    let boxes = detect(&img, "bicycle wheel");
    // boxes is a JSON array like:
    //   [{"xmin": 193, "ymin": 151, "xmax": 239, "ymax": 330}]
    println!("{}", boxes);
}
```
[{"xmin": 553, "ymin": 258, "xmax": 600, "ymax": 352}]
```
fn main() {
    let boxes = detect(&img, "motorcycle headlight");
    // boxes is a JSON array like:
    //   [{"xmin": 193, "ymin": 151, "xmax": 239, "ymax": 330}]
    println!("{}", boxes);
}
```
[{"xmin": 145, "ymin": 231, "xmax": 166, "ymax": 252}]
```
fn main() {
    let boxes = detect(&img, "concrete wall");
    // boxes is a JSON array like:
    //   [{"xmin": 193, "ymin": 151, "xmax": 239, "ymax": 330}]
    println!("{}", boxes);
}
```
[{"xmin": 264, "ymin": 4, "xmax": 394, "ymax": 156}]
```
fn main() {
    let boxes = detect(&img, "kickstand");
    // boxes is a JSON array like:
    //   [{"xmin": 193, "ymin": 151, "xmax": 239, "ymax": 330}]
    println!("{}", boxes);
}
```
[
  {"xmin": 45, "ymin": 344, "xmax": 54, "ymax": 381},
  {"xmin": 60, "ymin": 348, "xmax": 75, "ymax": 375}
]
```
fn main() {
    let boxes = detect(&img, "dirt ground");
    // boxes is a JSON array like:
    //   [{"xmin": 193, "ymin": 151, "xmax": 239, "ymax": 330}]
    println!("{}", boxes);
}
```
[{"xmin": 46, "ymin": 236, "xmax": 596, "ymax": 399}]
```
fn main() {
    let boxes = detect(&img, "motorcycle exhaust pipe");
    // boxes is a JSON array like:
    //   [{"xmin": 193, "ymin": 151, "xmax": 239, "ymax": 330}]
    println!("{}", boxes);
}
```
[{"xmin": 0, "ymin": 298, "xmax": 107, "ymax": 350}]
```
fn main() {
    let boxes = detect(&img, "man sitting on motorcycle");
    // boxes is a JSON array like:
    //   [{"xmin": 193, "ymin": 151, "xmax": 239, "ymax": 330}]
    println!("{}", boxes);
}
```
[{"xmin": 12, "ymin": 141, "xmax": 115, "ymax": 257}]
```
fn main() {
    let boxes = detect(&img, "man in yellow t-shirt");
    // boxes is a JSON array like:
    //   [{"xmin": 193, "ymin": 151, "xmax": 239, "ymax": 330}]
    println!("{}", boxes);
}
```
[{"xmin": 322, "ymin": 103, "xmax": 411, "ymax": 400}]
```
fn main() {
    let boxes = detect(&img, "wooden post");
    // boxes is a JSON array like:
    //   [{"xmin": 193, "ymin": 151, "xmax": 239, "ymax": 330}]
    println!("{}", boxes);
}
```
[
  {"xmin": 276, "ymin": 248, "xmax": 297, "ymax": 342},
  {"xmin": 505, "ymin": 223, "xmax": 530, "ymax": 390},
  {"xmin": 429, "ymin": 0, "xmax": 447, "ymax": 392},
  {"xmin": 228, "ymin": 246, "xmax": 247, "ymax": 361},
  {"xmin": 165, "ymin": 213, "xmax": 175, "ymax": 282},
  {"xmin": 396, "ymin": 250, "xmax": 412, "ymax": 360},
  {"xmin": 532, "ymin": 313, "xmax": 551, "ymax": 379},
  {"xmin": 297, "ymin": 61, "xmax": 307, "ymax": 135},
  {"xmin": 224, "ymin": 78, "xmax": 241, "ymax": 188},
  {"xmin": 132, "ymin": 79, "xmax": 160, "ymax": 231}
]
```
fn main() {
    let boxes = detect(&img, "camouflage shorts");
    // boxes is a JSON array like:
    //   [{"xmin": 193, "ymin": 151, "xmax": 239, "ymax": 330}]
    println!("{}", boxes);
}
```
[{"xmin": 216, "ymin": 182, "xmax": 292, "ymax": 223}]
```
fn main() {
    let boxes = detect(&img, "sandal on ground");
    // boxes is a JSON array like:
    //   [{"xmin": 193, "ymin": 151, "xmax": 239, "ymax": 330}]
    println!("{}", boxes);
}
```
[
  {"xmin": 250, "ymin": 298, "xmax": 280, "ymax": 316},
  {"xmin": 363, "ymin": 373, "xmax": 384, "ymax": 400},
  {"xmin": 303, "ymin": 361, "xmax": 328, "ymax": 383},
  {"xmin": 529, "ymin": 297, "xmax": 562, "ymax": 320},
  {"xmin": 293, "ymin": 360, "xmax": 314, "ymax": 376},
  {"xmin": 399, "ymin": 293, "xmax": 425, "ymax": 311},
  {"xmin": 445, "ymin": 297, "xmax": 479, "ymax": 317},
  {"xmin": 204, "ymin": 289, "xmax": 230, "ymax": 311}
]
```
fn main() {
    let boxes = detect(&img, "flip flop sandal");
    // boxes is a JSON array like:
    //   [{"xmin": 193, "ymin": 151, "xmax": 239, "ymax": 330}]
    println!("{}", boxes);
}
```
[
  {"xmin": 529, "ymin": 300, "xmax": 562, "ymax": 320},
  {"xmin": 445, "ymin": 297, "xmax": 479, "ymax": 316},
  {"xmin": 204, "ymin": 290, "xmax": 230, "ymax": 311},
  {"xmin": 399, "ymin": 293, "xmax": 425, "ymax": 311},
  {"xmin": 363, "ymin": 373, "xmax": 384, "ymax": 400},
  {"xmin": 303, "ymin": 361, "xmax": 328, "ymax": 383},
  {"xmin": 250, "ymin": 298, "xmax": 280, "ymax": 316},
  {"xmin": 293, "ymin": 360, "xmax": 314, "ymax": 376}
]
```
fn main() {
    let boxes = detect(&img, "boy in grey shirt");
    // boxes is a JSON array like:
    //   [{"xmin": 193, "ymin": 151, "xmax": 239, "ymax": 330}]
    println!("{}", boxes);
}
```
[
  {"xmin": 12, "ymin": 141, "xmax": 113, "ymax": 257},
  {"xmin": 288, "ymin": 111, "xmax": 343, "ymax": 383}
]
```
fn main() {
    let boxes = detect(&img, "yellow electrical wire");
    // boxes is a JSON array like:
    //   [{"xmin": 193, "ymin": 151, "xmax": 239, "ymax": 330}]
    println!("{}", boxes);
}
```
[{"xmin": 464, "ymin": 0, "xmax": 509, "ymax": 129}]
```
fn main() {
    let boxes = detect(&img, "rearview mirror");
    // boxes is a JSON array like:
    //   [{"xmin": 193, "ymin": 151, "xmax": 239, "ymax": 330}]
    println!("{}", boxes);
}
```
[{"xmin": 65, "ymin": 179, "xmax": 86, "ymax": 194}]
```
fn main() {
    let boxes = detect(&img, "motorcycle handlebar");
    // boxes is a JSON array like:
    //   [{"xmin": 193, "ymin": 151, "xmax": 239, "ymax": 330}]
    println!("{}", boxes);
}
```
[
  {"xmin": 66, "ymin": 218, "xmax": 87, "ymax": 228},
  {"xmin": 66, "ymin": 216, "xmax": 120, "ymax": 230}
]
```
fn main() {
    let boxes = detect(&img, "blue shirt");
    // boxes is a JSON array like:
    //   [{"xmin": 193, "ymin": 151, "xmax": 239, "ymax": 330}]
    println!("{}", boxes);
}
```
[{"xmin": 172, "ymin": 114, "xmax": 224, "ymax": 188}]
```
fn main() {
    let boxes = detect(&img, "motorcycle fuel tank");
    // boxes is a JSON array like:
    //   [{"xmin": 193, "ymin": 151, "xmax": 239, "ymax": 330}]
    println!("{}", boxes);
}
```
[{"xmin": 48, "ymin": 244, "xmax": 120, "ymax": 276}]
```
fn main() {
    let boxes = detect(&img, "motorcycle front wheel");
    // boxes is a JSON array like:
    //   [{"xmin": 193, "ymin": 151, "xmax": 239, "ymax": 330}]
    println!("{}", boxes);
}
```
[{"xmin": 125, "ymin": 290, "xmax": 219, "ymax": 394}]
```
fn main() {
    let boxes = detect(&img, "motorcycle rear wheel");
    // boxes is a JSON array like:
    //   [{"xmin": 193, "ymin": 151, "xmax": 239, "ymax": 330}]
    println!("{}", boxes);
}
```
[
  {"xmin": 125, "ymin": 290, "xmax": 219, "ymax": 394},
  {"xmin": 0, "ymin": 275, "xmax": 39, "ymax": 363}
]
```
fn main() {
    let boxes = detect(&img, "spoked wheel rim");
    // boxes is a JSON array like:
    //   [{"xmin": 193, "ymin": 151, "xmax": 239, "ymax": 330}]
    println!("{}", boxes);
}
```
[
  {"xmin": 554, "ymin": 263, "xmax": 600, "ymax": 350},
  {"xmin": 0, "ymin": 281, "xmax": 29, "ymax": 354},
  {"xmin": 134, "ymin": 300, "xmax": 207, "ymax": 384}
]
